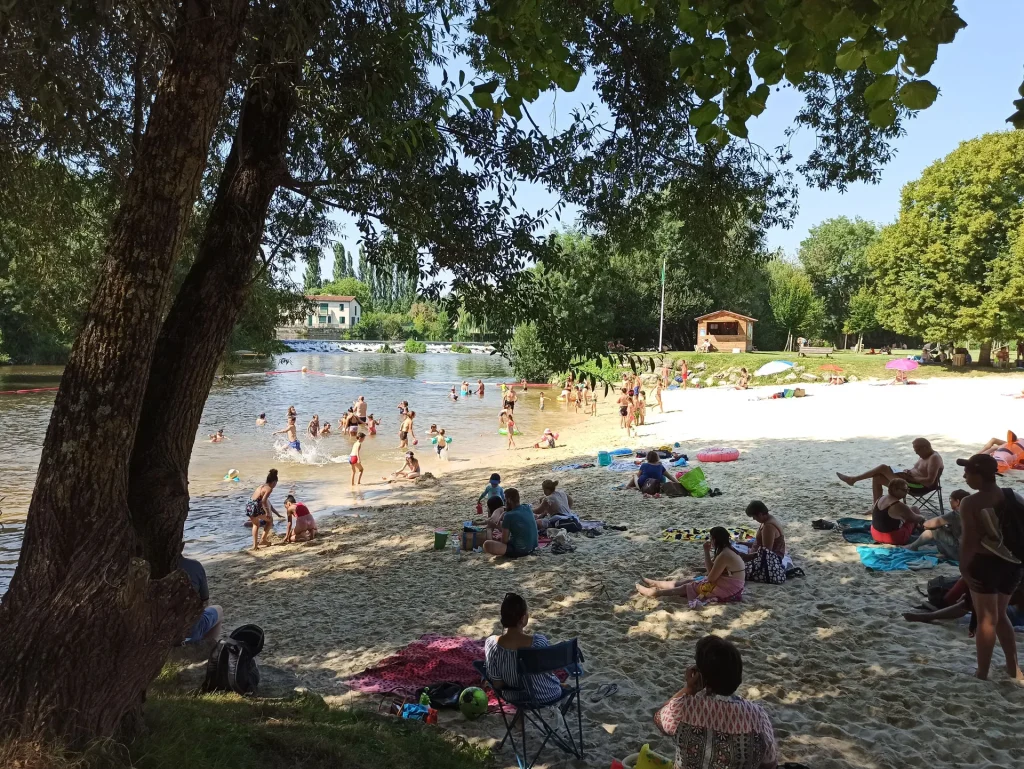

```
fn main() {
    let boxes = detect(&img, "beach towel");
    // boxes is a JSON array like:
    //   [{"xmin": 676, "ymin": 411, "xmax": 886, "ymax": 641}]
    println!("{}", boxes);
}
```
[
  {"xmin": 343, "ymin": 634, "xmax": 489, "ymax": 699},
  {"xmin": 660, "ymin": 527, "xmax": 757, "ymax": 544},
  {"xmin": 551, "ymin": 463, "xmax": 596, "ymax": 472},
  {"xmin": 608, "ymin": 460, "xmax": 640, "ymax": 472},
  {"xmin": 856, "ymin": 546, "xmax": 938, "ymax": 571},
  {"xmin": 843, "ymin": 530, "xmax": 875, "ymax": 545},
  {"xmin": 835, "ymin": 517, "xmax": 873, "ymax": 544}
]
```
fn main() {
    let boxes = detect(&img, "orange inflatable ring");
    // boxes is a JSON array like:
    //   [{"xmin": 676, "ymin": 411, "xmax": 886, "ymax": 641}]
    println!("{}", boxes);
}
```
[{"xmin": 697, "ymin": 447, "xmax": 739, "ymax": 462}]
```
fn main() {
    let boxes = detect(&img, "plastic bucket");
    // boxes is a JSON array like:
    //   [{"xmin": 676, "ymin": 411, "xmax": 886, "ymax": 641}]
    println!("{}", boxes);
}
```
[
  {"xmin": 433, "ymin": 530, "xmax": 449, "ymax": 550},
  {"xmin": 598, "ymin": 451, "xmax": 612, "ymax": 467}
]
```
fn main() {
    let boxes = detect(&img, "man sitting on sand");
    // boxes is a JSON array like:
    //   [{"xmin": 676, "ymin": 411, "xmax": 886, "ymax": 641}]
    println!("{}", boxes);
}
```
[
  {"xmin": 284, "ymin": 494, "xmax": 318, "ymax": 542},
  {"xmin": 179, "ymin": 552, "xmax": 223, "ymax": 646},
  {"xmin": 483, "ymin": 488, "xmax": 537, "ymax": 558},
  {"xmin": 836, "ymin": 437, "xmax": 944, "ymax": 499}
]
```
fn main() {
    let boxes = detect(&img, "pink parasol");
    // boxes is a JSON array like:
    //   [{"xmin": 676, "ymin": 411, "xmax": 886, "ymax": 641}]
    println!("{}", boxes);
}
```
[{"xmin": 886, "ymin": 358, "xmax": 920, "ymax": 372}]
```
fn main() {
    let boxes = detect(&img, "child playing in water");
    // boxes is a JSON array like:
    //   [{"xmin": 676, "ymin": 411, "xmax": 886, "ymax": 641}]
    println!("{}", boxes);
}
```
[
  {"xmin": 539, "ymin": 392, "xmax": 545, "ymax": 411},
  {"xmin": 273, "ymin": 416, "xmax": 301, "ymax": 452},
  {"xmin": 449, "ymin": 387, "xmax": 459, "ymax": 401},
  {"xmin": 307, "ymin": 414, "xmax": 320, "ymax": 438},
  {"xmin": 428, "ymin": 424, "xmax": 439, "ymax": 436},
  {"xmin": 367, "ymin": 414, "xmax": 378, "ymax": 435},
  {"xmin": 506, "ymin": 415, "xmax": 517, "ymax": 449},
  {"xmin": 284, "ymin": 495, "xmax": 317, "ymax": 542},
  {"xmin": 208, "ymin": 429, "xmax": 227, "ymax": 443},
  {"xmin": 349, "ymin": 433, "xmax": 365, "ymax": 485},
  {"xmin": 435, "ymin": 428, "xmax": 450, "ymax": 460},
  {"xmin": 256, "ymin": 413, "xmax": 266, "ymax": 426}
]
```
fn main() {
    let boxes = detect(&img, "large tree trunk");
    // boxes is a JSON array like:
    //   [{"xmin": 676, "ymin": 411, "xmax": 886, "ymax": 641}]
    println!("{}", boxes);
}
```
[
  {"xmin": 128, "ymin": 52, "xmax": 302, "ymax": 577},
  {"xmin": 979, "ymin": 339, "xmax": 993, "ymax": 366},
  {"xmin": 0, "ymin": 0, "xmax": 248, "ymax": 743}
]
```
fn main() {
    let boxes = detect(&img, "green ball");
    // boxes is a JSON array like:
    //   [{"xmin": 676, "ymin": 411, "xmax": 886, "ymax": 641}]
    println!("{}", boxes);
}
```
[{"xmin": 458, "ymin": 686, "xmax": 488, "ymax": 720}]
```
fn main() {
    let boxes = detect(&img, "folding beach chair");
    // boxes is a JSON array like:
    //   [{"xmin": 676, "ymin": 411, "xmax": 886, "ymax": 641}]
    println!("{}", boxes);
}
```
[
  {"xmin": 474, "ymin": 639, "xmax": 585, "ymax": 769},
  {"xmin": 907, "ymin": 481, "xmax": 944, "ymax": 516}
]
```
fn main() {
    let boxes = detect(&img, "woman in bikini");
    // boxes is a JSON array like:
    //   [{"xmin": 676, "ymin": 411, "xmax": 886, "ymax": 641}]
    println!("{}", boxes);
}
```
[
  {"xmin": 636, "ymin": 526, "xmax": 746, "ymax": 602},
  {"xmin": 245, "ymin": 469, "xmax": 280, "ymax": 550},
  {"xmin": 385, "ymin": 452, "xmax": 421, "ymax": 481},
  {"xmin": 741, "ymin": 500, "xmax": 787, "ymax": 584}
]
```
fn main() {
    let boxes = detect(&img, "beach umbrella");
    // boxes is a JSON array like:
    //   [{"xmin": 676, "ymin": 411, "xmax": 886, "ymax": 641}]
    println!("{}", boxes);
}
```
[
  {"xmin": 886, "ymin": 358, "xmax": 920, "ymax": 372},
  {"xmin": 754, "ymin": 360, "xmax": 795, "ymax": 377},
  {"xmin": 820, "ymin": 364, "xmax": 844, "ymax": 372}
]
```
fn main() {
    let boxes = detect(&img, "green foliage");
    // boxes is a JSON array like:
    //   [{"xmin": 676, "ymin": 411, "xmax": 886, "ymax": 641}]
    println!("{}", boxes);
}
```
[
  {"xmin": 302, "ymin": 251, "xmax": 322, "ymax": 293},
  {"xmin": 843, "ymin": 286, "xmax": 881, "ymax": 346},
  {"xmin": 767, "ymin": 261, "xmax": 818, "ymax": 350},
  {"xmin": 869, "ymin": 131, "xmax": 1024, "ymax": 343},
  {"xmin": 797, "ymin": 216, "xmax": 879, "ymax": 344},
  {"xmin": 351, "ymin": 311, "xmax": 408, "ymax": 340},
  {"xmin": 331, "ymin": 243, "xmax": 354, "ymax": 282},
  {"xmin": 508, "ymin": 322, "xmax": 553, "ymax": 381},
  {"xmin": 319, "ymin": 277, "xmax": 371, "ymax": 312},
  {"xmin": 450, "ymin": 343, "xmax": 471, "ymax": 353},
  {"xmin": 403, "ymin": 339, "xmax": 426, "ymax": 353}
]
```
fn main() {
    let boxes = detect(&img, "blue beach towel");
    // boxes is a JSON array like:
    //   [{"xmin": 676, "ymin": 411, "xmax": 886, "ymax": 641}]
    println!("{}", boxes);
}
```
[
  {"xmin": 552, "ymin": 464, "xmax": 583, "ymax": 472},
  {"xmin": 856, "ymin": 546, "xmax": 938, "ymax": 571},
  {"xmin": 607, "ymin": 460, "xmax": 639, "ymax": 472}
]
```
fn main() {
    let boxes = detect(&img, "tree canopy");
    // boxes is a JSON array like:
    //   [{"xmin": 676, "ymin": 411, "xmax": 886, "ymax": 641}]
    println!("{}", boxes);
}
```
[{"xmin": 869, "ymin": 131, "xmax": 1024, "ymax": 348}]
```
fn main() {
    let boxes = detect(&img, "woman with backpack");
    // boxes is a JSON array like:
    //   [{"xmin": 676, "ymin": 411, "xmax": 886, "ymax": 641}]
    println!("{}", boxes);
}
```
[{"xmin": 957, "ymin": 453, "xmax": 1024, "ymax": 681}]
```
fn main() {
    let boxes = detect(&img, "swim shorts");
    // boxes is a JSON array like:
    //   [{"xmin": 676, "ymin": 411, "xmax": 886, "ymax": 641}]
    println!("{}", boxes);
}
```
[
  {"xmin": 965, "ymin": 554, "xmax": 1023, "ymax": 595},
  {"xmin": 399, "ymin": 430, "xmax": 408, "ymax": 441},
  {"xmin": 245, "ymin": 499, "xmax": 262, "ymax": 518},
  {"xmin": 349, "ymin": 455, "xmax": 359, "ymax": 465},
  {"xmin": 288, "ymin": 440, "xmax": 301, "ymax": 451},
  {"xmin": 619, "ymin": 407, "xmax": 628, "ymax": 417}
]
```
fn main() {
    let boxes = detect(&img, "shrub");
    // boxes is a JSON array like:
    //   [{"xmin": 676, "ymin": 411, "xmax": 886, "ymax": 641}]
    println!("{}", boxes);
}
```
[
  {"xmin": 404, "ymin": 339, "xmax": 427, "ymax": 353},
  {"xmin": 450, "ymin": 343, "xmax": 472, "ymax": 354},
  {"xmin": 508, "ymin": 323, "xmax": 554, "ymax": 381}
]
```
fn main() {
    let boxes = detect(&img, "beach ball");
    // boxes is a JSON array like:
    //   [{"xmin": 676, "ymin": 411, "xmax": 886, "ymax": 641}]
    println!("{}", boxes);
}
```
[
  {"xmin": 458, "ymin": 687, "xmax": 488, "ymax": 720},
  {"xmin": 413, "ymin": 439, "xmax": 419, "ymax": 445}
]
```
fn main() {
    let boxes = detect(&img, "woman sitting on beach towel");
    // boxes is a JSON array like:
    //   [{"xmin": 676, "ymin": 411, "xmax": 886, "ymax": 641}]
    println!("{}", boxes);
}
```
[
  {"xmin": 741, "ymin": 501, "xmax": 787, "ymax": 585},
  {"xmin": 627, "ymin": 451, "xmax": 670, "ymax": 494},
  {"xmin": 870, "ymin": 478, "xmax": 924, "ymax": 546},
  {"xmin": 636, "ymin": 527, "xmax": 745, "ymax": 603},
  {"xmin": 654, "ymin": 635, "xmax": 778, "ymax": 769}
]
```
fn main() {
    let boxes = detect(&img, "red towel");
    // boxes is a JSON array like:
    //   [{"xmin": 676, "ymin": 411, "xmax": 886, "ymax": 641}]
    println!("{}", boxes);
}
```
[{"xmin": 343, "ymin": 634, "xmax": 489, "ymax": 699}]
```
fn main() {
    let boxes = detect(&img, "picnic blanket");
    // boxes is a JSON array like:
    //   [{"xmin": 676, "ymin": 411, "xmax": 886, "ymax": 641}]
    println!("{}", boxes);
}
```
[
  {"xmin": 660, "ymin": 526, "xmax": 757, "ymax": 544},
  {"xmin": 552, "ymin": 463, "xmax": 596, "ymax": 472},
  {"xmin": 608, "ymin": 460, "xmax": 640, "ymax": 472},
  {"xmin": 856, "ymin": 546, "xmax": 938, "ymax": 571},
  {"xmin": 343, "ymin": 634, "xmax": 488, "ymax": 699}
]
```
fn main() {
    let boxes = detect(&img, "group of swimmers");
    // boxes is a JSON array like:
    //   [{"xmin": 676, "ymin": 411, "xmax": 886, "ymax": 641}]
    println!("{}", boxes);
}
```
[{"xmin": 449, "ymin": 379, "xmax": 486, "ymax": 401}]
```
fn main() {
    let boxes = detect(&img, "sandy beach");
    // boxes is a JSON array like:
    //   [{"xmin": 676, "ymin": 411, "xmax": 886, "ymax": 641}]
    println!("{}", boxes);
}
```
[{"xmin": 199, "ymin": 375, "xmax": 1024, "ymax": 769}]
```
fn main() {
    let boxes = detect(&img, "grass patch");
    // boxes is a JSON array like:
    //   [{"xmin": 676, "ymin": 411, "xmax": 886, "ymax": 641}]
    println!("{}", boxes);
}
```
[
  {"xmin": 450, "ymin": 344, "xmax": 472, "ymax": 354},
  {"xmin": 578, "ymin": 349, "xmax": 1022, "ymax": 388},
  {"xmin": 2, "ymin": 677, "xmax": 490, "ymax": 769},
  {"xmin": 404, "ymin": 339, "xmax": 427, "ymax": 354}
]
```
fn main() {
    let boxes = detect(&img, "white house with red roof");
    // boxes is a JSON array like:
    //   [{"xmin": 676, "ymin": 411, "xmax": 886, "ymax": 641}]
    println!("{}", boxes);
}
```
[{"xmin": 303, "ymin": 295, "xmax": 362, "ymax": 329}]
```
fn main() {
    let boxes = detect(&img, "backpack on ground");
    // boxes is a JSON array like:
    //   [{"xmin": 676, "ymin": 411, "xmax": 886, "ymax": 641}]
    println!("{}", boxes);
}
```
[
  {"xmin": 997, "ymin": 489, "xmax": 1024, "ymax": 562},
  {"xmin": 202, "ymin": 624, "xmax": 264, "ymax": 695},
  {"xmin": 924, "ymin": 575, "xmax": 960, "ymax": 608}
]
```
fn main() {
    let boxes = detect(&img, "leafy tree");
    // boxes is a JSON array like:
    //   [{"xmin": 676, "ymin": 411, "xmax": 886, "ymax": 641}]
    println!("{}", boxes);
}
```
[
  {"xmin": 843, "ymin": 287, "xmax": 881, "ymax": 350},
  {"xmin": 869, "ymin": 131, "xmax": 1024, "ymax": 363},
  {"xmin": 302, "ymin": 250, "xmax": 323, "ymax": 292},
  {"xmin": 508, "ymin": 322, "xmax": 552, "ymax": 381},
  {"xmin": 767, "ymin": 260, "xmax": 817, "ymax": 351},
  {"xmin": 319, "ymin": 277, "xmax": 371, "ymax": 311},
  {"xmin": 331, "ymin": 242, "xmax": 354, "ymax": 281},
  {"xmin": 797, "ymin": 216, "xmax": 878, "ymax": 345}
]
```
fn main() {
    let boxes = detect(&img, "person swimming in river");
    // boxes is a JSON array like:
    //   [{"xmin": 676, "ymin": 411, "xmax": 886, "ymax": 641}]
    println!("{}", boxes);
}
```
[
  {"xmin": 287, "ymin": 405, "xmax": 297, "ymax": 419},
  {"xmin": 428, "ymin": 424, "xmax": 439, "ymax": 436},
  {"xmin": 384, "ymin": 451, "xmax": 421, "ymax": 482},
  {"xmin": 256, "ymin": 413, "xmax": 266, "ymax": 426},
  {"xmin": 320, "ymin": 422, "xmax": 332, "ymax": 437},
  {"xmin": 307, "ymin": 414, "xmax": 320, "ymax": 438},
  {"xmin": 449, "ymin": 386, "xmax": 459, "ymax": 401},
  {"xmin": 367, "ymin": 414, "xmax": 379, "ymax": 435},
  {"xmin": 208, "ymin": 428, "xmax": 227, "ymax": 443},
  {"xmin": 273, "ymin": 416, "xmax": 301, "ymax": 452}
]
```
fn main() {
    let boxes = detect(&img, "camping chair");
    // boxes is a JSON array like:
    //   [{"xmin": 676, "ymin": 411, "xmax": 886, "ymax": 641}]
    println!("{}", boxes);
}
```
[
  {"xmin": 474, "ymin": 639, "xmax": 585, "ymax": 769},
  {"xmin": 907, "ymin": 480, "xmax": 944, "ymax": 516}
]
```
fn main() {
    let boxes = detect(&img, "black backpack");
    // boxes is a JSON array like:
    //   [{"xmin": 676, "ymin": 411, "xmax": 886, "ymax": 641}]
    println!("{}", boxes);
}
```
[
  {"xmin": 202, "ymin": 624, "xmax": 264, "ymax": 695},
  {"xmin": 997, "ymin": 489, "xmax": 1024, "ymax": 562}
]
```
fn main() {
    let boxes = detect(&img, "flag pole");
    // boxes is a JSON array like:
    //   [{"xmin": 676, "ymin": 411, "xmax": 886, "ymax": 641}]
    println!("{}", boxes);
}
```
[{"xmin": 658, "ymin": 256, "xmax": 666, "ymax": 352}]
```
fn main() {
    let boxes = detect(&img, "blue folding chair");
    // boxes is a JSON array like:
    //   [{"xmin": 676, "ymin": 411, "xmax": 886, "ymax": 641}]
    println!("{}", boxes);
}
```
[{"xmin": 474, "ymin": 639, "xmax": 585, "ymax": 769}]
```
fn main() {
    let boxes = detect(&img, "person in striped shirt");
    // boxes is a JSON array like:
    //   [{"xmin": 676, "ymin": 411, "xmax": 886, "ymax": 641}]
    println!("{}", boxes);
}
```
[
  {"xmin": 654, "ymin": 635, "xmax": 777, "ymax": 769},
  {"xmin": 483, "ymin": 593, "xmax": 563, "ymax": 705}
]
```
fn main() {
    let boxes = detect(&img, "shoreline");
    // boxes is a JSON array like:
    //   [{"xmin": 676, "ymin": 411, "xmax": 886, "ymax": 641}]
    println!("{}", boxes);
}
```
[{"xmin": 200, "ymin": 376, "xmax": 1024, "ymax": 768}]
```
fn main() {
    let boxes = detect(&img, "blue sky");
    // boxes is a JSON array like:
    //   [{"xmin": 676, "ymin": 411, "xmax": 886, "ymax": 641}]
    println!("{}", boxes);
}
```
[{"xmin": 317, "ymin": 1, "xmax": 1024, "ymax": 280}]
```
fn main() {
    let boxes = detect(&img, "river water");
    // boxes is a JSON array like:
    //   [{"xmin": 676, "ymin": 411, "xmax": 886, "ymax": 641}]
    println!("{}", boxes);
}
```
[{"xmin": 0, "ymin": 351, "xmax": 580, "ymax": 591}]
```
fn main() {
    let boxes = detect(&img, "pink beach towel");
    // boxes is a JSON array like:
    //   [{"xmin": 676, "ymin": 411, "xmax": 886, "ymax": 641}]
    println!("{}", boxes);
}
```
[{"xmin": 343, "ymin": 634, "xmax": 490, "ymax": 699}]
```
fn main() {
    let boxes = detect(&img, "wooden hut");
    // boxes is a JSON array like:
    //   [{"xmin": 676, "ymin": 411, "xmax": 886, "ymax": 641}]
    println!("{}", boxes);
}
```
[{"xmin": 694, "ymin": 310, "xmax": 756, "ymax": 353}]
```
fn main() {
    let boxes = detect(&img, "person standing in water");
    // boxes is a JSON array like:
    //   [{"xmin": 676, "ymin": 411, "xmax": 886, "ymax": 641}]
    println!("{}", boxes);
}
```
[
  {"xmin": 349, "ymin": 433, "xmax": 365, "ymax": 485},
  {"xmin": 273, "ymin": 416, "xmax": 301, "ymax": 453},
  {"xmin": 477, "ymin": 379, "xmax": 485, "ymax": 396},
  {"xmin": 307, "ymin": 414, "xmax": 320, "ymax": 438},
  {"xmin": 506, "ymin": 413, "xmax": 518, "ymax": 450},
  {"xmin": 256, "ymin": 413, "xmax": 266, "ymax": 426},
  {"xmin": 355, "ymin": 396, "xmax": 368, "ymax": 423},
  {"xmin": 245, "ymin": 469, "xmax": 280, "ymax": 550},
  {"xmin": 399, "ymin": 410, "xmax": 416, "ymax": 449},
  {"xmin": 539, "ymin": 392, "xmax": 545, "ymax": 411}
]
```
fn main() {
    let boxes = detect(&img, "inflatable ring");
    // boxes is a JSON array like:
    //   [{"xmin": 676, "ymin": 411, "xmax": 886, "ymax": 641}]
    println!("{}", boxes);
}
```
[
  {"xmin": 498, "ymin": 428, "xmax": 522, "ymax": 435},
  {"xmin": 697, "ymin": 447, "xmax": 739, "ymax": 462}
]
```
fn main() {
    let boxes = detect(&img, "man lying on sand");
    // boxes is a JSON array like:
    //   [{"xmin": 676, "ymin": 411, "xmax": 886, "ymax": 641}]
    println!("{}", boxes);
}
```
[{"xmin": 836, "ymin": 437, "xmax": 943, "ymax": 498}]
